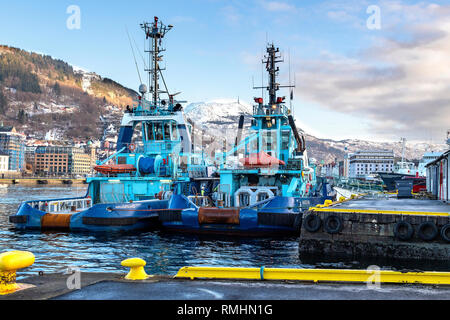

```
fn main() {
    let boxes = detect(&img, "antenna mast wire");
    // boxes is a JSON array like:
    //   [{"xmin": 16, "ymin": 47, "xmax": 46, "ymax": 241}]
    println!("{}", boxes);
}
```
[{"xmin": 126, "ymin": 26, "xmax": 143, "ymax": 85}]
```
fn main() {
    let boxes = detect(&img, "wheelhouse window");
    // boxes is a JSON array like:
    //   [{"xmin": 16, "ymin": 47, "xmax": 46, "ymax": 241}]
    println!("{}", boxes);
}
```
[
  {"xmin": 281, "ymin": 130, "xmax": 290, "ymax": 150},
  {"xmin": 154, "ymin": 123, "xmax": 163, "ymax": 140},
  {"xmin": 261, "ymin": 130, "xmax": 277, "ymax": 156},
  {"xmin": 171, "ymin": 123, "xmax": 178, "ymax": 140},
  {"xmin": 146, "ymin": 123, "xmax": 155, "ymax": 141},
  {"xmin": 164, "ymin": 123, "xmax": 171, "ymax": 140}
]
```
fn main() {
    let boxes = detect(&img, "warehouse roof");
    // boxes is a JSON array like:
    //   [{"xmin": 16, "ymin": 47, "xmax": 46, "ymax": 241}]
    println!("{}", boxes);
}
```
[{"xmin": 426, "ymin": 149, "xmax": 450, "ymax": 167}]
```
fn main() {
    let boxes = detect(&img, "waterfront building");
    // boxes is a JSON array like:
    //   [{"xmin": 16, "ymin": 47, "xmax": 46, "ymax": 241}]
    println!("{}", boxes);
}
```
[
  {"xmin": 0, "ymin": 126, "xmax": 26, "ymax": 171},
  {"xmin": 34, "ymin": 146, "xmax": 95, "ymax": 176},
  {"xmin": 417, "ymin": 152, "xmax": 443, "ymax": 176},
  {"xmin": 343, "ymin": 153, "xmax": 350, "ymax": 178},
  {"xmin": 0, "ymin": 152, "xmax": 9, "ymax": 172},
  {"xmin": 24, "ymin": 146, "xmax": 37, "ymax": 172},
  {"xmin": 348, "ymin": 150, "xmax": 394, "ymax": 178},
  {"xmin": 322, "ymin": 159, "xmax": 342, "ymax": 177},
  {"xmin": 426, "ymin": 149, "xmax": 449, "ymax": 202},
  {"xmin": 34, "ymin": 146, "xmax": 69, "ymax": 175},
  {"xmin": 72, "ymin": 147, "xmax": 95, "ymax": 175}
]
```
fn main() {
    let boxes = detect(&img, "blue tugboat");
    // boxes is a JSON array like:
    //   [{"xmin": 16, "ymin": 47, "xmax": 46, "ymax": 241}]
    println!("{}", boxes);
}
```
[
  {"xmin": 160, "ymin": 43, "xmax": 334, "ymax": 236},
  {"xmin": 10, "ymin": 17, "xmax": 211, "ymax": 232}
]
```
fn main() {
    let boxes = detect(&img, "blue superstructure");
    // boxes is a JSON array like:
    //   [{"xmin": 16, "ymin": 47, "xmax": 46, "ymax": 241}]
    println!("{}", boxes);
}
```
[{"xmin": 10, "ymin": 17, "xmax": 212, "ymax": 232}]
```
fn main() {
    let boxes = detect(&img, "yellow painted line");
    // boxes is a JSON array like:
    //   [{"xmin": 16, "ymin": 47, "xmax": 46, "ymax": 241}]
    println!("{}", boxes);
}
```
[
  {"xmin": 309, "ymin": 207, "xmax": 449, "ymax": 217},
  {"xmin": 174, "ymin": 267, "xmax": 450, "ymax": 285}
]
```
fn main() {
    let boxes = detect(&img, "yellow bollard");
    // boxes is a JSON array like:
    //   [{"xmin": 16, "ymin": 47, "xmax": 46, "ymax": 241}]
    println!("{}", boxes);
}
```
[
  {"xmin": 339, "ymin": 197, "xmax": 346, "ymax": 202},
  {"xmin": 0, "ymin": 251, "xmax": 35, "ymax": 295},
  {"xmin": 121, "ymin": 258, "xmax": 150, "ymax": 280},
  {"xmin": 324, "ymin": 200, "xmax": 333, "ymax": 207}
]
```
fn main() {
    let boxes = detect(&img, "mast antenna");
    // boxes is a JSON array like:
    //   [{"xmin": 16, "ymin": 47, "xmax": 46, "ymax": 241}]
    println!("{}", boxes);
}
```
[
  {"xmin": 140, "ymin": 17, "xmax": 173, "ymax": 106},
  {"xmin": 288, "ymin": 48, "xmax": 292, "ymax": 112},
  {"xmin": 126, "ymin": 26, "xmax": 143, "ymax": 86}
]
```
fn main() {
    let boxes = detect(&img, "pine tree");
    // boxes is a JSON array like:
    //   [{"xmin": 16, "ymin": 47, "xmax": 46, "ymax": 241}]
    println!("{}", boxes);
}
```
[
  {"xmin": 17, "ymin": 109, "xmax": 25, "ymax": 123},
  {"xmin": 0, "ymin": 90, "xmax": 7, "ymax": 114},
  {"xmin": 53, "ymin": 82, "xmax": 61, "ymax": 96}
]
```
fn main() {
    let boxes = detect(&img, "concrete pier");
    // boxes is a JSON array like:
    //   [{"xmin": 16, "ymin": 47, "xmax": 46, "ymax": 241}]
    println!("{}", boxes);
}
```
[
  {"xmin": 1, "ymin": 272, "xmax": 449, "ymax": 300},
  {"xmin": 299, "ymin": 198, "xmax": 450, "ymax": 261}
]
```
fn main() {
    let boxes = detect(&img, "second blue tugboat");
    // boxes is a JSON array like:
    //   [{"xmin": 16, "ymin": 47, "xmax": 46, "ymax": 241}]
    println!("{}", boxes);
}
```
[{"xmin": 160, "ymin": 43, "xmax": 334, "ymax": 236}]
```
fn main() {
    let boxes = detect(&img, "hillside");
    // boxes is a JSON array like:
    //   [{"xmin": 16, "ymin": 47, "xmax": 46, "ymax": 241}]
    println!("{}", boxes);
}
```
[{"xmin": 0, "ymin": 45, "xmax": 137, "ymax": 140}]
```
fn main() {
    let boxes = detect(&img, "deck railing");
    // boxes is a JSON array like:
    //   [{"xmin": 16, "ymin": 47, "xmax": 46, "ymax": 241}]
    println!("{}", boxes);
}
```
[{"xmin": 28, "ymin": 197, "xmax": 92, "ymax": 213}]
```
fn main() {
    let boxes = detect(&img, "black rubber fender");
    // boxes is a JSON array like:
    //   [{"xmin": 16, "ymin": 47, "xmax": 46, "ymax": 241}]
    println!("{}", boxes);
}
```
[
  {"xmin": 303, "ymin": 214, "xmax": 322, "ymax": 233},
  {"xmin": 441, "ymin": 224, "xmax": 450, "ymax": 243},
  {"xmin": 323, "ymin": 215, "xmax": 343, "ymax": 234},
  {"xmin": 417, "ymin": 221, "xmax": 438, "ymax": 241},
  {"xmin": 393, "ymin": 220, "xmax": 414, "ymax": 241}
]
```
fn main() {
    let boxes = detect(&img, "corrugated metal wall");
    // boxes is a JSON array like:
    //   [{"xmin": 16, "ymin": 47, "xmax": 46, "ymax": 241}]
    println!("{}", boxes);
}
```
[{"xmin": 426, "ymin": 152, "xmax": 450, "ymax": 202}]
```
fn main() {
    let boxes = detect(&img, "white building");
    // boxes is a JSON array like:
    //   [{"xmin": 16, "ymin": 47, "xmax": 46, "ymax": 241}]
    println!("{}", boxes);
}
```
[
  {"xmin": 348, "ymin": 150, "xmax": 394, "ymax": 178},
  {"xmin": 0, "ymin": 153, "xmax": 9, "ymax": 172},
  {"xmin": 343, "ymin": 153, "xmax": 350, "ymax": 178},
  {"xmin": 417, "ymin": 152, "xmax": 443, "ymax": 176}
]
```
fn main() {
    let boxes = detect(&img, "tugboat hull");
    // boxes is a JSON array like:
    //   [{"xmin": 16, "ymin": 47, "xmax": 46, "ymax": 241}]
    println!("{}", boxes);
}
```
[
  {"xmin": 159, "ymin": 195, "xmax": 332, "ymax": 236},
  {"xmin": 10, "ymin": 199, "xmax": 167, "ymax": 232}
]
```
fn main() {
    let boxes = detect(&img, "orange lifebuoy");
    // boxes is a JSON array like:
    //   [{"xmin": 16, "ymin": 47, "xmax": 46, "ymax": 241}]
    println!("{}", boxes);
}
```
[{"xmin": 129, "ymin": 143, "xmax": 136, "ymax": 152}]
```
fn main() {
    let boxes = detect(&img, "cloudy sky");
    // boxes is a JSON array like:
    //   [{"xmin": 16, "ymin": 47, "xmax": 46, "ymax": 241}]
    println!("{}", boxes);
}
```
[{"xmin": 0, "ymin": 0, "xmax": 449, "ymax": 143}]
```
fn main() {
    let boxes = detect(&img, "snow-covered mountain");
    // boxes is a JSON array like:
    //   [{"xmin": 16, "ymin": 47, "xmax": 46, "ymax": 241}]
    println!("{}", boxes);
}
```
[
  {"xmin": 0, "ymin": 45, "xmax": 137, "ymax": 140},
  {"xmin": 185, "ymin": 99, "xmax": 252, "ymax": 128},
  {"xmin": 184, "ymin": 99, "xmax": 448, "ymax": 163}
]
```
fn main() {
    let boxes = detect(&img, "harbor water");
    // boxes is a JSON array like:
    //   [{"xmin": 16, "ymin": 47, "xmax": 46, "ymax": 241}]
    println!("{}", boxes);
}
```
[{"xmin": 1, "ymin": 185, "xmax": 448, "ymax": 279}]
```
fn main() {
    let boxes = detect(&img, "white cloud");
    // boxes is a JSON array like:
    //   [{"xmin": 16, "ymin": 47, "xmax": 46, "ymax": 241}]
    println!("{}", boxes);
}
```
[{"xmin": 294, "ymin": 2, "xmax": 450, "ymax": 141}]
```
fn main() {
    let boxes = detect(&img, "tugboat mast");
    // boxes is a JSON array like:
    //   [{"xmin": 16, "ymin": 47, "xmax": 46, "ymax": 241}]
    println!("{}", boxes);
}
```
[
  {"xmin": 140, "ymin": 17, "xmax": 173, "ymax": 105},
  {"xmin": 254, "ymin": 43, "xmax": 295, "ymax": 107}
]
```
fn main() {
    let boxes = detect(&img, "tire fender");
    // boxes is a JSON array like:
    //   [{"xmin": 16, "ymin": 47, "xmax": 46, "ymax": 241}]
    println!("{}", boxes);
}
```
[
  {"xmin": 303, "ymin": 214, "xmax": 322, "ymax": 233},
  {"xmin": 323, "ymin": 214, "xmax": 343, "ymax": 234},
  {"xmin": 394, "ymin": 220, "xmax": 414, "ymax": 241}
]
